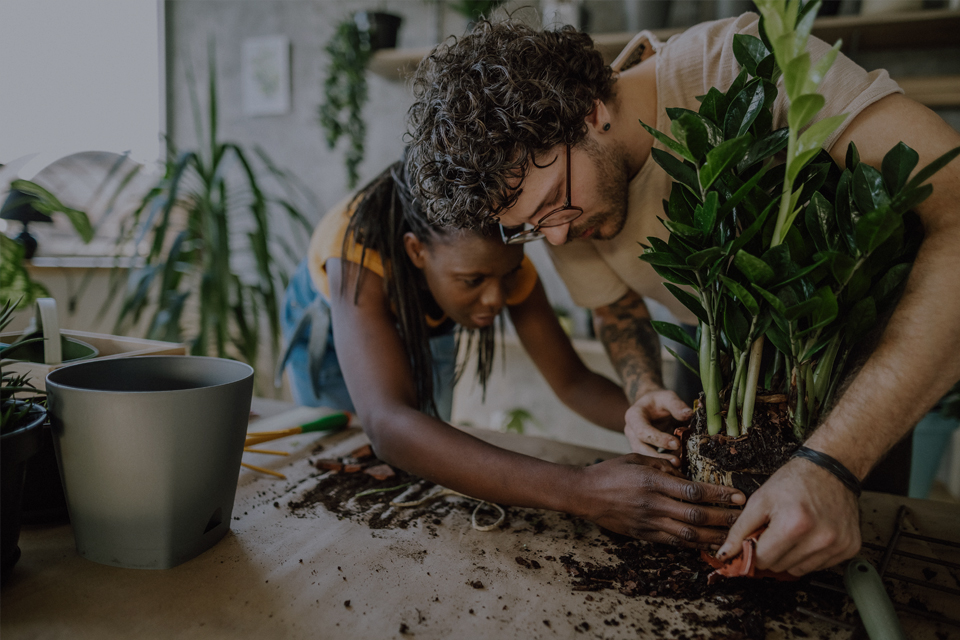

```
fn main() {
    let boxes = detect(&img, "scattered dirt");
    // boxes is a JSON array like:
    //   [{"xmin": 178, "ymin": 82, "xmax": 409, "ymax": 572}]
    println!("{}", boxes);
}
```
[{"xmin": 286, "ymin": 446, "xmax": 852, "ymax": 639}]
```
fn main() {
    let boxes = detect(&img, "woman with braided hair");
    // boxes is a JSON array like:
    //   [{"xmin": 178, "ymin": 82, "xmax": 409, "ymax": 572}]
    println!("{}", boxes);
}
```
[{"xmin": 278, "ymin": 158, "xmax": 745, "ymax": 544}]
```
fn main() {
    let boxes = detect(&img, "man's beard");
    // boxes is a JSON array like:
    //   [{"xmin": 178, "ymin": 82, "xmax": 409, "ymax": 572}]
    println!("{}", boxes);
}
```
[{"xmin": 568, "ymin": 136, "xmax": 629, "ymax": 241}]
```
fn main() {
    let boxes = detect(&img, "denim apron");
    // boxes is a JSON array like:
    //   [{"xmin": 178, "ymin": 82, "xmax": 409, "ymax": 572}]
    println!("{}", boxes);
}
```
[{"xmin": 277, "ymin": 261, "xmax": 456, "ymax": 421}]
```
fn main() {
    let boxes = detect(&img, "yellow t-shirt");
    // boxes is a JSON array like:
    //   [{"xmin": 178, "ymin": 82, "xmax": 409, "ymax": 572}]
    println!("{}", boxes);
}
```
[{"xmin": 307, "ymin": 193, "xmax": 538, "ymax": 326}]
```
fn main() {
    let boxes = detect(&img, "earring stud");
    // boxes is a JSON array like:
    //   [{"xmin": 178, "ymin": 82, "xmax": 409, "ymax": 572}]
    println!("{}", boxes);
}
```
[{"xmin": 602, "ymin": 123, "xmax": 611, "ymax": 132}]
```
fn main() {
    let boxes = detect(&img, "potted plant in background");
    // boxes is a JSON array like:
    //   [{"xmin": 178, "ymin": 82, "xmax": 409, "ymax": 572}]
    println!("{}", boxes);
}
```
[
  {"xmin": 0, "ymin": 182, "xmax": 93, "ymax": 311},
  {"xmin": 0, "ymin": 299, "xmax": 47, "ymax": 584},
  {"xmin": 319, "ymin": 10, "xmax": 403, "ymax": 189},
  {"xmin": 107, "ymin": 42, "xmax": 315, "ymax": 376},
  {"xmin": 638, "ymin": 0, "xmax": 960, "ymax": 495},
  {"xmin": 449, "ymin": 0, "xmax": 508, "ymax": 27}
]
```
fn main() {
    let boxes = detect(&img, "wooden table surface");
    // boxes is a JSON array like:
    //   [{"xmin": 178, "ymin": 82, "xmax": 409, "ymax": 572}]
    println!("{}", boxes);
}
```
[{"xmin": 2, "ymin": 398, "xmax": 958, "ymax": 640}]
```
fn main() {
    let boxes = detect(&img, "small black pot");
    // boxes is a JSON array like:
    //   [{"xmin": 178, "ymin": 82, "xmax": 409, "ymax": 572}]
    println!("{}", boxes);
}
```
[
  {"xmin": 1, "ymin": 401, "xmax": 46, "ymax": 584},
  {"xmin": 354, "ymin": 11, "xmax": 402, "ymax": 51}
]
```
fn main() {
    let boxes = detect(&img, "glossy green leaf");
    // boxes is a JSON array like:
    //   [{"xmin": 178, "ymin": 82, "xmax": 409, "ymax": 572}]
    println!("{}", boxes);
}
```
[
  {"xmin": 891, "ymin": 183, "xmax": 934, "ymax": 216},
  {"xmin": 787, "ymin": 93, "xmax": 825, "ymax": 131},
  {"xmin": 667, "ymin": 184, "xmax": 696, "ymax": 226},
  {"xmin": 694, "ymin": 191, "xmax": 719, "ymax": 235},
  {"xmin": 881, "ymin": 142, "xmax": 920, "ymax": 195},
  {"xmin": 903, "ymin": 145, "xmax": 960, "ymax": 192},
  {"xmin": 723, "ymin": 302, "xmax": 751, "ymax": 351},
  {"xmin": 641, "ymin": 121, "xmax": 695, "ymax": 164},
  {"xmin": 784, "ymin": 52, "xmax": 811, "ymax": 99},
  {"xmin": 686, "ymin": 246, "xmax": 724, "ymax": 270},
  {"xmin": 733, "ymin": 34, "xmax": 770, "ymax": 75},
  {"xmin": 640, "ymin": 248, "xmax": 691, "ymax": 269},
  {"xmin": 699, "ymin": 135, "xmax": 754, "ymax": 192},
  {"xmin": 804, "ymin": 191, "xmax": 834, "ymax": 252},
  {"xmin": 789, "ymin": 114, "xmax": 847, "ymax": 182},
  {"xmin": 855, "ymin": 204, "xmax": 899, "ymax": 255},
  {"xmin": 810, "ymin": 286, "xmax": 839, "ymax": 328},
  {"xmin": 698, "ymin": 87, "xmax": 729, "ymax": 127},
  {"xmin": 834, "ymin": 169, "xmax": 860, "ymax": 254},
  {"xmin": 734, "ymin": 250, "xmax": 775, "ymax": 285},
  {"xmin": 852, "ymin": 162, "xmax": 891, "ymax": 213},
  {"xmin": 724, "ymin": 78, "xmax": 767, "ymax": 139},
  {"xmin": 805, "ymin": 40, "xmax": 840, "ymax": 94},
  {"xmin": 737, "ymin": 128, "xmax": 789, "ymax": 173},
  {"xmin": 652, "ymin": 264, "xmax": 698, "ymax": 287},
  {"xmin": 817, "ymin": 250, "xmax": 857, "ymax": 284},
  {"xmin": 651, "ymin": 148, "xmax": 700, "ymax": 196},
  {"xmin": 720, "ymin": 275, "xmax": 760, "ymax": 316},
  {"xmin": 870, "ymin": 262, "xmax": 911, "ymax": 305},
  {"xmin": 755, "ymin": 53, "xmax": 781, "ymax": 83},
  {"xmin": 652, "ymin": 320, "xmax": 700, "ymax": 352},
  {"xmin": 728, "ymin": 198, "xmax": 777, "ymax": 258},
  {"xmin": 785, "ymin": 297, "xmax": 821, "ymax": 322},
  {"xmin": 662, "ymin": 217, "xmax": 704, "ymax": 240},
  {"xmin": 765, "ymin": 322, "xmax": 794, "ymax": 356},
  {"xmin": 670, "ymin": 113, "xmax": 712, "ymax": 161},
  {"xmin": 664, "ymin": 283, "xmax": 710, "ymax": 325},
  {"xmin": 753, "ymin": 284, "xmax": 788, "ymax": 316},
  {"xmin": 844, "ymin": 297, "xmax": 877, "ymax": 342}
]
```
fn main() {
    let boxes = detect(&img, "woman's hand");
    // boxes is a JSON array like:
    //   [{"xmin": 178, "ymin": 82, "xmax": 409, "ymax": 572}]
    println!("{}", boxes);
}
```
[
  {"xmin": 623, "ymin": 388, "xmax": 693, "ymax": 466},
  {"xmin": 570, "ymin": 454, "xmax": 745, "ymax": 548}
]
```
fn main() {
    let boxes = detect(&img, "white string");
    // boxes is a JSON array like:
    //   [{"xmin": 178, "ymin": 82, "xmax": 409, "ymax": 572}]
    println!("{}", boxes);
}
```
[{"xmin": 390, "ymin": 487, "xmax": 505, "ymax": 532}]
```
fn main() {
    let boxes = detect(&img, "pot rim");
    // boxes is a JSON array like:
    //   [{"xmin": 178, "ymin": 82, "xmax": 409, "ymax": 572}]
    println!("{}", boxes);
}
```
[
  {"xmin": 0, "ymin": 400, "xmax": 47, "ymax": 440},
  {"xmin": 44, "ymin": 355, "xmax": 255, "ymax": 394}
]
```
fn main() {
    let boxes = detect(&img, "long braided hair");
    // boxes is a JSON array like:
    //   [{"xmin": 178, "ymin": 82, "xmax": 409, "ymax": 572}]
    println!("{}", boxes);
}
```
[{"xmin": 341, "ymin": 159, "xmax": 502, "ymax": 416}]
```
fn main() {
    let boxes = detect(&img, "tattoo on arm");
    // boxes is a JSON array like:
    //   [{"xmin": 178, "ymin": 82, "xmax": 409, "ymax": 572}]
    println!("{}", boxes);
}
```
[{"xmin": 594, "ymin": 292, "xmax": 663, "ymax": 402}]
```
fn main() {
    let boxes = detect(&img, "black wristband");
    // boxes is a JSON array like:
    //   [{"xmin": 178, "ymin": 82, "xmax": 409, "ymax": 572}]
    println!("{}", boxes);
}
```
[{"xmin": 791, "ymin": 445, "xmax": 862, "ymax": 498}]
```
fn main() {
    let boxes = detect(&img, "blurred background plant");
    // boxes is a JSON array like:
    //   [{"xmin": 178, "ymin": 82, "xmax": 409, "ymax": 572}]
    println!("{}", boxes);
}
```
[
  {"xmin": 0, "ymin": 182, "xmax": 92, "ymax": 311},
  {"xmin": 106, "ymin": 41, "xmax": 314, "ymax": 370}
]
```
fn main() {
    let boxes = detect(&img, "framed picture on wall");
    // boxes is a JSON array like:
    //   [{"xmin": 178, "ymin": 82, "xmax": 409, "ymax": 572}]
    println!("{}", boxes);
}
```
[{"xmin": 241, "ymin": 35, "xmax": 290, "ymax": 116}]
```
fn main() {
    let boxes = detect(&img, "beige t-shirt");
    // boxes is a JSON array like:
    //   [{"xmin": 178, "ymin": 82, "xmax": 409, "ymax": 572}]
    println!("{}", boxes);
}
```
[{"xmin": 546, "ymin": 12, "xmax": 903, "ymax": 324}]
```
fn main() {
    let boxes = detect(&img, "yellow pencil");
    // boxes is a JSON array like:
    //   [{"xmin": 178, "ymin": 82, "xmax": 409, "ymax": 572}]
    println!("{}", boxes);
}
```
[
  {"xmin": 243, "ymin": 448, "xmax": 290, "ymax": 456},
  {"xmin": 241, "ymin": 462, "xmax": 286, "ymax": 479}
]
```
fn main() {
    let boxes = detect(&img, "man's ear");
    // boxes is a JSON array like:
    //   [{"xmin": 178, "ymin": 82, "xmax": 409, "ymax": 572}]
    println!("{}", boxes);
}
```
[
  {"xmin": 403, "ymin": 232, "xmax": 427, "ymax": 269},
  {"xmin": 585, "ymin": 99, "xmax": 613, "ymax": 133}
]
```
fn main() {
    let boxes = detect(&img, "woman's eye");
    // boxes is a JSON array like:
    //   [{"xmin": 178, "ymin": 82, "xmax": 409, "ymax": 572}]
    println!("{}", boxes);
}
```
[{"xmin": 463, "ymin": 277, "xmax": 484, "ymax": 287}]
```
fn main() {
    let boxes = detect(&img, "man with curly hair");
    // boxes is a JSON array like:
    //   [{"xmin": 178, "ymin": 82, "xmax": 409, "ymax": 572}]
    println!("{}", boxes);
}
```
[{"xmin": 406, "ymin": 12, "xmax": 960, "ymax": 578}]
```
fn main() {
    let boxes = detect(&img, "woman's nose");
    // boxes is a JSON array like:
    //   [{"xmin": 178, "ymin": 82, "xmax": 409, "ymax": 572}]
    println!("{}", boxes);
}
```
[{"xmin": 480, "ymin": 283, "xmax": 505, "ymax": 310}]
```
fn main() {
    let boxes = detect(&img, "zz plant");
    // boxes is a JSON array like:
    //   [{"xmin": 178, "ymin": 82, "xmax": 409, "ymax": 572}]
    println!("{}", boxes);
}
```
[{"xmin": 639, "ymin": 0, "xmax": 960, "ymax": 444}]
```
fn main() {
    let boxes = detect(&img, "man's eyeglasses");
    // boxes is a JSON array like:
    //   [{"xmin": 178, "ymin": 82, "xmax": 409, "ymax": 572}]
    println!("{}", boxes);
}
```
[{"xmin": 499, "ymin": 145, "xmax": 583, "ymax": 245}]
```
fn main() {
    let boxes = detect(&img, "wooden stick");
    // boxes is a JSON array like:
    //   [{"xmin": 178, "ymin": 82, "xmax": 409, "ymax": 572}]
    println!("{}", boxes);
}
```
[
  {"xmin": 240, "ymin": 462, "xmax": 286, "ymax": 479},
  {"xmin": 243, "ymin": 448, "xmax": 290, "ymax": 456}
]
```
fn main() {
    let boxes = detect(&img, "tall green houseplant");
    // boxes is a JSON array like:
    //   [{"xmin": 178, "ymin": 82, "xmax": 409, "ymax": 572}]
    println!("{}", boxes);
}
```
[
  {"xmin": 111, "ymin": 43, "xmax": 313, "ymax": 368},
  {"xmin": 639, "ymin": 0, "xmax": 960, "ymax": 483}
]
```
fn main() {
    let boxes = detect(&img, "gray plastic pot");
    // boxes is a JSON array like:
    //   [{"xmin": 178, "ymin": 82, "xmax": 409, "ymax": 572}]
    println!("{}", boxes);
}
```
[{"xmin": 46, "ymin": 356, "xmax": 254, "ymax": 570}]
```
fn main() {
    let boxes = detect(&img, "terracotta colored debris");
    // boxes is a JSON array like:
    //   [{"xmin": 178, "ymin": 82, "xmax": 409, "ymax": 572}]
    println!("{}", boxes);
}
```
[
  {"xmin": 349, "ymin": 444, "xmax": 374, "ymax": 460},
  {"xmin": 701, "ymin": 528, "xmax": 798, "ymax": 584},
  {"xmin": 314, "ymin": 459, "xmax": 343, "ymax": 472},
  {"xmin": 364, "ymin": 464, "xmax": 396, "ymax": 480},
  {"xmin": 342, "ymin": 463, "xmax": 363, "ymax": 473}
]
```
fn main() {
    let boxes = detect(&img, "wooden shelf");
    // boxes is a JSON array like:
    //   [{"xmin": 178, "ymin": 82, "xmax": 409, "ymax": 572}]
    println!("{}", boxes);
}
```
[{"xmin": 369, "ymin": 8, "xmax": 960, "ymax": 83}]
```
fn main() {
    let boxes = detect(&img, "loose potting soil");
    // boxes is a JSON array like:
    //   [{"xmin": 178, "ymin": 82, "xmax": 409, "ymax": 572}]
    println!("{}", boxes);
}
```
[{"xmin": 284, "ymin": 444, "xmax": 854, "ymax": 640}]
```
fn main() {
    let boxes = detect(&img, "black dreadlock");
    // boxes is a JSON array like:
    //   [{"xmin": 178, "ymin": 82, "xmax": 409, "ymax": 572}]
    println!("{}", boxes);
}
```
[{"xmin": 340, "ymin": 160, "xmax": 502, "ymax": 416}]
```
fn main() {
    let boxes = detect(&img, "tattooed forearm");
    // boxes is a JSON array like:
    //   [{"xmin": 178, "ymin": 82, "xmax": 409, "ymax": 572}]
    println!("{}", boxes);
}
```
[{"xmin": 593, "ymin": 291, "xmax": 663, "ymax": 402}]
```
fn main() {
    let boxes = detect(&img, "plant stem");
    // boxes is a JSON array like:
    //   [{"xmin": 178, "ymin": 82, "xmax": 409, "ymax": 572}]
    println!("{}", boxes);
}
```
[
  {"xmin": 741, "ymin": 336, "xmax": 765, "ymax": 434},
  {"xmin": 726, "ymin": 350, "xmax": 749, "ymax": 437},
  {"xmin": 702, "ymin": 325, "xmax": 723, "ymax": 435},
  {"xmin": 794, "ymin": 361, "xmax": 808, "ymax": 440}
]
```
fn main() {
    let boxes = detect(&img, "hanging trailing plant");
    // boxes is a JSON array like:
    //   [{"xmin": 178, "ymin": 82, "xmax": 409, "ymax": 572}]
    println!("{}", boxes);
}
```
[
  {"xmin": 638, "ymin": 0, "xmax": 960, "ymax": 489},
  {"xmin": 319, "ymin": 17, "xmax": 373, "ymax": 190}
]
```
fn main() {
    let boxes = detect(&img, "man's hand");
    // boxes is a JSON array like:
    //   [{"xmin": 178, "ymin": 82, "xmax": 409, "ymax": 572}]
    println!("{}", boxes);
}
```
[
  {"xmin": 573, "ymin": 454, "xmax": 745, "ymax": 548},
  {"xmin": 624, "ymin": 388, "xmax": 693, "ymax": 466},
  {"xmin": 716, "ymin": 457, "xmax": 861, "ymax": 576}
]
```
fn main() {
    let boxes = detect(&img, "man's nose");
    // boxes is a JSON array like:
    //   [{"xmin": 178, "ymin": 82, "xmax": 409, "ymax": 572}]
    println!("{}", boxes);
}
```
[{"xmin": 542, "ymin": 224, "xmax": 570, "ymax": 246}]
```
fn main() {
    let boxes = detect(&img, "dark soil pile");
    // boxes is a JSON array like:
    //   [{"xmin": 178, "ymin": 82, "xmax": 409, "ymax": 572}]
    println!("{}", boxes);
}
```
[
  {"xmin": 287, "ymin": 445, "xmax": 851, "ymax": 639},
  {"xmin": 559, "ymin": 529, "xmax": 848, "ymax": 640},
  {"xmin": 694, "ymin": 394, "xmax": 798, "ymax": 473}
]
